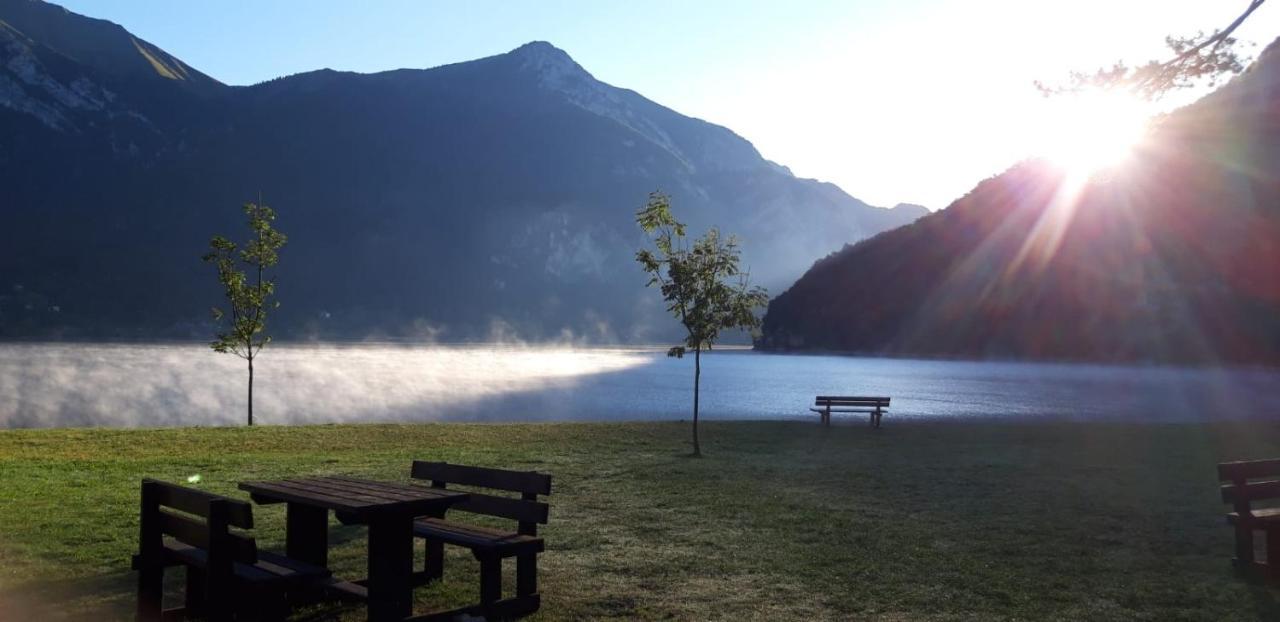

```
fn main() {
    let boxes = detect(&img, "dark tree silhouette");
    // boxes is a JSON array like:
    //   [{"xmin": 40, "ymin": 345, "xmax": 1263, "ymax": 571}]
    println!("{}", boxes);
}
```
[{"xmin": 1037, "ymin": 1, "xmax": 1268, "ymax": 98}]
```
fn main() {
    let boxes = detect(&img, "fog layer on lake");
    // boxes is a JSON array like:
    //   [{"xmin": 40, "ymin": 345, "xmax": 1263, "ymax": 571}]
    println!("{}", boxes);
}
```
[{"xmin": 2, "ymin": 343, "xmax": 1279, "ymax": 429}]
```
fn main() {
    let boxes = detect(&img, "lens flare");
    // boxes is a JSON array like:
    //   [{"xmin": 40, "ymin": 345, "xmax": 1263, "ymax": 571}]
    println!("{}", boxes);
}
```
[{"xmin": 1038, "ymin": 90, "xmax": 1151, "ymax": 176}]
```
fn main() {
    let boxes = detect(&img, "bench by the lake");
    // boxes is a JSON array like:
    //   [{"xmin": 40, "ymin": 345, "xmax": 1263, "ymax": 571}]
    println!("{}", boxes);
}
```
[
  {"xmin": 411, "ymin": 461, "xmax": 552, "ymax": 620},
  {"xmin": 133, "ymin": 479, "xmax": 332, "ymax": 621},
  {"xmin": 1219, "ymin": 458, "xmax": 1280, "ymax": 579},
  {"xmin": 811, "ymin": 395, "xmax": 890, "ymax": 427}
]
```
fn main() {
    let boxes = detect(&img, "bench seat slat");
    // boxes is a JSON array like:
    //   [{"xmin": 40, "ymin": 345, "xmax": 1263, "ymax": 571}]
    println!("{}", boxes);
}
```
[
  {"xmin": 1227, "ymin": 507, "xmax": 1280, "ymax": 525},
  {"xmin": 134, "ymin": 543, "xmax": 330, "ymax": 584},
  {"xmin": 809, "ymin": 407, "xmax": 883, "ymax": 413},
  {"xmin": 414, "ymin": 518, "xmax": 544, "ymax": 556}
]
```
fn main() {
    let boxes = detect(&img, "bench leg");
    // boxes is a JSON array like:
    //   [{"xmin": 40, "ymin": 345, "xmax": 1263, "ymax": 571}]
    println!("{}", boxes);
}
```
[
  {"xmin": 184, "ymin": 566, "xmax": 205, "ymax": 616},
  {"xmin": 204, "ymin": 578, "xmax": 235, "ymax": 622},
  {"xmin": 423, "ymin": 537, "xmax": 444, "ymax": 582},
  {"xmin": 1268, "ymin": 526, "xmax": 1280, "ymax": 581},
  {"xmin": 1237, "ymin": 524, "xmax": 1256, "ymax": 565},
  {"xmin": 516, "ymin": 553, "xmax": 538, "ymax": 597},
  {"xmin": 478, "ymin": 553, "xmax": 502, "ymax": 610},
  {"xmin": 239, "ymin": 586, "xmax": 290, "ymax": 622},
  {"xmin": 136, "ymin": 563, "xmax": 163, "ymax": 622}
]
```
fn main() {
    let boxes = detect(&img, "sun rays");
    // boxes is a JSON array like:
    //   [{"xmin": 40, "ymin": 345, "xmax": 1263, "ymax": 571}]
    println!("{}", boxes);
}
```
[{"xmin": 1036, "ymin": 90, "xmax": 1153, "ymax": 178}]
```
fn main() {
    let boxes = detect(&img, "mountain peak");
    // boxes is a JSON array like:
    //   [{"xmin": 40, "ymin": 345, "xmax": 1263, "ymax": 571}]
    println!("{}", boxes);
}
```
[
  {"xmin": 508, "ymin": 40, "xmax": 591, "ymax": 84},
  {"xmin": 510, "ymin": 40, "xmax": 572, "ymax": 61}
]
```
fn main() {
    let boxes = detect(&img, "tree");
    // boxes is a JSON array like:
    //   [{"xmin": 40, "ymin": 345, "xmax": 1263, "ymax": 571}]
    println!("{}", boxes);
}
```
[
  {"xmin": 203, "ymin": 201, "xmax": 287, "ymax": 426},
  {"xmin": 635, "ymin": 192, "xmax": 769, "ymax": 457},
  {"xmin": 1037, "ymin": 0, "xmax": 1268, "ymax": 99}
]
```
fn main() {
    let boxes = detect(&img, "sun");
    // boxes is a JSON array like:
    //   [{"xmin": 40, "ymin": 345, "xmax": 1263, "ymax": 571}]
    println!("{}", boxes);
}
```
[{"xmin": 1037, "ymin": 91, "xmax": 1151, "ymax": 176}]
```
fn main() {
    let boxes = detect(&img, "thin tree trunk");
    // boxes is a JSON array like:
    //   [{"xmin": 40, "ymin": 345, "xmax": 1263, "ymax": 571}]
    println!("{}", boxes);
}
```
[
  {"xmin": 247, "ymin": 354, "xmax": 254, "ymax": 427},
  {"xmin": 692, "ymin": 346, "xmax": 701, "ymax": 457}
]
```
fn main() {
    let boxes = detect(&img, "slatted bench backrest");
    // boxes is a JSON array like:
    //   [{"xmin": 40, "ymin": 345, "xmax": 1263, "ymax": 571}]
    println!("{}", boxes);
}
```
[
  {"xmin": 139, "ymin": 478, "xmax": 258, "ymax": 567},
  {"xmin": 815, "ymin": 396, "xmax": 890, "ymax": 408},
  {"xmin": 411, "ymin": 461, "xmax": 552, "ymax": 536},
  {"xmin": 1219, "ymin": 459, "xmax": 1280, "ymax": 516}
]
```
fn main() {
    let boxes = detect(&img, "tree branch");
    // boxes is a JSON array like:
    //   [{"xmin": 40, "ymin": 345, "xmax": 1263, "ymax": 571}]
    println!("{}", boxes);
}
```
[{"xmin": 1167, "ymin": 0, "xmax": 1265, "ymax": 66}]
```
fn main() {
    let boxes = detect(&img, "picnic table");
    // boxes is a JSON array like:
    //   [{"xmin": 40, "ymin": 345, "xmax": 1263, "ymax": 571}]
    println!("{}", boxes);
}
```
[{"xmin": 239, "ymin": 476, "xmax": 469, "ymax": 621}]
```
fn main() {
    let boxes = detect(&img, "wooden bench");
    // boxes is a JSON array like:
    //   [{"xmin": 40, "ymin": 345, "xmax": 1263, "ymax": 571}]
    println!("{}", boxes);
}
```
[
  {"xmin": 132, "ymin": 479, "xmax": 331, "ymax": 621},
  {"xmin": 811, "ymin": 395, "xmax": 890, "ymax": 427},
  {"xmin": 1219, "ymin": 459, "xmax": 1280, "ymax": 576},
  {"xmin": 411, "ymin": 461, "xmax": 551, "ymax": 619}
]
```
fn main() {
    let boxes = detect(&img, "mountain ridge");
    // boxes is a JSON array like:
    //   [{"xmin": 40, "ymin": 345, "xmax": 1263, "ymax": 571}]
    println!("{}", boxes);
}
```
[
  {"xmin": 0, "ymin": 0, "xmax": 223, "ymax": 94},
  {"xmin": 759, "ymin": 38, "xmax": 1280, "ymax": 364},
  {"xmin": 0, "ymin": 1, "xmax": 925, "ymax": 342}
]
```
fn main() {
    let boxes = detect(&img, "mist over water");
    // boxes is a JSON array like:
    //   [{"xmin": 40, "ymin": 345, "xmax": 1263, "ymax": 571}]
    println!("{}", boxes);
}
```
[
  {"xmin": 0, "ymin": 343, "xmax": 649, "ymax": 428},
  {"xmin": 2, "ymin": 343, "xmax": 1279, "ymax": 429}
]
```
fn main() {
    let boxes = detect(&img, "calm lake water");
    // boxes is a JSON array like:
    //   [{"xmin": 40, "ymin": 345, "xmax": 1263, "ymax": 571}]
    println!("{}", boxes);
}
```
[{"xmin": 2, "ymin": 343, "xmax": 1279, "ymax": 428}]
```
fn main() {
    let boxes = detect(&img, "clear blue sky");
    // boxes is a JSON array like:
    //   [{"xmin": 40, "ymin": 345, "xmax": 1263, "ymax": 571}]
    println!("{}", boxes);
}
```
[{"xmin": 55, "ymin": 1, "xmax": 1280, "ymax": 209}]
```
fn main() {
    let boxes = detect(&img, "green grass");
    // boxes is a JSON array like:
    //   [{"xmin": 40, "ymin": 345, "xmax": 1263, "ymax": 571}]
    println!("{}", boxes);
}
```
[{"xmin": 2, "ymin": 420, "xmax": 1280, "ymax": 620}]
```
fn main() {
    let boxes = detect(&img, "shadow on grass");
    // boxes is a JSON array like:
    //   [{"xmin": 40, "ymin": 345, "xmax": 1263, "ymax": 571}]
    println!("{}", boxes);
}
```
[
  {"xmin": 1250, "ymin": 584, "xmax": 1280, "ymax": 619},
  {"xmin": 0, "ymin": 566, "xmax": 373, "ymax": 622},
  {"xmin": 1238, "ymin": 570, "xmax": 1280, "ymax": 619},
  {"xmin": 0, "ymin": 570, "xmax": 134, "ymax": 621}
]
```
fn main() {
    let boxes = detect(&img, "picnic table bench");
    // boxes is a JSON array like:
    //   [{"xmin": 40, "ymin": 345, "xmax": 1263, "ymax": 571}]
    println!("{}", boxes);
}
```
[
  {"xmin": 1219, "ymin": 458, "xmax": 1280, "ymax": 577},
  {"xmin": 811, "ymin": 395, "xmax": 890, "ymax": 427},
  {"xmin": 133, "ymin": 479, "xmax": 332, "ymax": 621},
  {"xmin": 411, "ymin": 461, "xmax": 552, "ymax": 620},
  {"xmin": 135, "ymin": 468, "xmax": 551, "ymax": 621}
]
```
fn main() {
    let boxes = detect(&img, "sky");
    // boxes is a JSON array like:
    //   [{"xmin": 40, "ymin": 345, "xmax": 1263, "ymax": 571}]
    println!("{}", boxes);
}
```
[{"xmin": 56, "ymin": 0, "xmax": 1280, "ymax": 210}]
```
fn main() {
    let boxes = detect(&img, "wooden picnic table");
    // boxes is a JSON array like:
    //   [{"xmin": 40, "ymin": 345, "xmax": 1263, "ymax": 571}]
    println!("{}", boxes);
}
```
[{"xmin": 239, "ymin": 476, "xmax": 469, "ymax": 621}]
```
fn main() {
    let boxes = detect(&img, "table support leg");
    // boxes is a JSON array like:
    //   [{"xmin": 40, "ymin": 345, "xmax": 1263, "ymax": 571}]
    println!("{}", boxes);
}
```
[
  {"xmin": 286, "ymin": 503, "xmax": 329, "ymax": 567},
  {"xmin": 368, "ymin": 516, "xmax": 414, "ymax": 621}
]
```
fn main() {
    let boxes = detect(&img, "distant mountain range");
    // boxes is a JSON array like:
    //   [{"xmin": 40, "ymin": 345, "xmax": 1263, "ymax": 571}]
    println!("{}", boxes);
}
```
[
  {"xmin": 760, "ymin": 38, "xmax": 1280, "ymax": 365},
  {"xmin": 0, "ymin": 0, "xmax": 926, "ymax": 341}
]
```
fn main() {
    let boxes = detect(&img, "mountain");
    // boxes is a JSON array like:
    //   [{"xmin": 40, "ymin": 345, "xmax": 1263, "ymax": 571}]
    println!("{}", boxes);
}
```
[
  {"xmin": 759, "ymin": 39, "xmax": 1280, "ymax": 365},
  {"xmin": 0, "ymin": 0, "xmax": 925, "ymax": 342}
]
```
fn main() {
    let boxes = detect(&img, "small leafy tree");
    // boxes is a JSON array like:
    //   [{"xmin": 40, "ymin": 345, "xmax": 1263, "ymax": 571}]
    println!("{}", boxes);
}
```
[
  {"xmin": 203, "ymin": 201, "xmax": 287, "ymax": 426},
  {"xmin": 636, "ymin": 192, "xmax": 768, "ymax": 457}
]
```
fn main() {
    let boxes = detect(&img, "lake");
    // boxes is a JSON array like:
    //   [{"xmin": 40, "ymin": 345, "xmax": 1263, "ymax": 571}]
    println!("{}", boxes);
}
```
[{"xmin": 2, "ymin": 343, "xmax": 1279, "ymax": 428}]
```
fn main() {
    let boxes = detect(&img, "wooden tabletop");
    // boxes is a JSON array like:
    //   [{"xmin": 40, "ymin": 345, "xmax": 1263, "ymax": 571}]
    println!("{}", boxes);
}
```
[{"xmin": 239, "ymin": 475, "xmax": 468, "ymax": 519}]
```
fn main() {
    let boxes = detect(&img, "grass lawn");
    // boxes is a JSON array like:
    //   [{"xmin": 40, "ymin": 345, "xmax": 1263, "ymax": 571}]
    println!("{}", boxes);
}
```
[{"xmin": 2, "ymin": 419, "xmax": 1280, "ymax": 620}]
